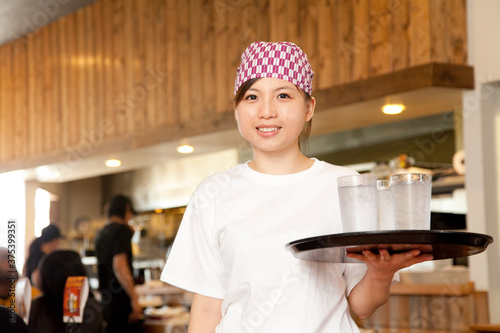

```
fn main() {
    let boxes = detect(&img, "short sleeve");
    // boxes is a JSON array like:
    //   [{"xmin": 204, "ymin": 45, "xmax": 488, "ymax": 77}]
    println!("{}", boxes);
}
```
[
  {"xmin": 160, "ymin": 187, "xmax": 225, "ymax": 299},
  {"xmin": 110, "ymin": 224, "xmax": 132, "ymax": 256}
]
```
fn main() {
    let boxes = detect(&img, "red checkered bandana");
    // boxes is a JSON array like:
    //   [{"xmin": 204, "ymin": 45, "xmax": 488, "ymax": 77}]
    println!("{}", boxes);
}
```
[{"xmin": 234, "ymin": 41, "xmax": 314, "ymax": 95}]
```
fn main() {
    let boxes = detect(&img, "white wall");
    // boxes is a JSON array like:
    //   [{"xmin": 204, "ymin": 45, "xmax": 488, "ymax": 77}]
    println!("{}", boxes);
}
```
[
  {"xmin": 23, "ymin": 178, "xmax": 102, "ymax": 257},
  {"xmin": 65, "ymin": 177, "xmax": 103, "ymax": 229},
  {"xmin": 24, "ymin": 181, "xmax": 70, "ymax": 254},
  {"xmin": 104, "ymin": 149, "xmax": 241, "ymax": 212},
  {"xmin": 464, "ymin": 0, "xmax": 500, "ymax": 321}
]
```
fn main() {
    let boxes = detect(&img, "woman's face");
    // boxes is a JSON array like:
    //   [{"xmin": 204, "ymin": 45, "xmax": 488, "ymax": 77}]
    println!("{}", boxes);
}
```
[{"xmin": 234, "ymin": 78, "xmax": 315, "ymax": 157}]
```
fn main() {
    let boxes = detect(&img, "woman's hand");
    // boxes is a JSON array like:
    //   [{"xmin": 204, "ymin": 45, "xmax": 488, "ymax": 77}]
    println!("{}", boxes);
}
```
[
  {"xmin": 347, "ymin": 247, "xmax": 433, "ymax": 279},
  {"xmin": 347, "ymin": 248, "xmax": 433, "ymax": 319}
]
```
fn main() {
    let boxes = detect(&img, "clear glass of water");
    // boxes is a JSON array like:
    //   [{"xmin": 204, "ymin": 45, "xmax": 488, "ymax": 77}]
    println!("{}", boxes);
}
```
[
  {"xmin": 377, "ymin": 180, "xmax": 395, "ymax": 230},
  {"xmin": 390, "ymin": 173, "xmax": 432, "ymax": 230},
  {"xmin": 337, "ymin": 174, "xmax": 378, "ymax": 233}
]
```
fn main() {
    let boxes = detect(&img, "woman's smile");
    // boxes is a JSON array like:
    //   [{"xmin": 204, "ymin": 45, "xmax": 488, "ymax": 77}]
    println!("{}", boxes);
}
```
[{"xmin": 257, "ymin": 126, "xmax": 281, "ymax": 136}]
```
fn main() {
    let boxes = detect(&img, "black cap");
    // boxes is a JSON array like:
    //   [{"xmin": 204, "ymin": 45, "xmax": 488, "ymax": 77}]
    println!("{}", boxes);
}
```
[
  {"xmin": 106, "ymin": 195, "xmax": 137, "ymax": 219},
  {"xmin": 40, "ymin": 224, "xmax": 63, "ymax": 243}
]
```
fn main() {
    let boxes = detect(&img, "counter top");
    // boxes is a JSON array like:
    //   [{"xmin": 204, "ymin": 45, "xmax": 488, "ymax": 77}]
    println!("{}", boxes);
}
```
[
  {"xmin": 136, "ymin": 282, "xmax": 185, "ymax": 296},
  {"xmin": 390, "ymin": 281, "xmax": 475, "ymax": 296},
  {"xmin": 470, "ymin": 324, "xmax": 500, "ymax": 332}
]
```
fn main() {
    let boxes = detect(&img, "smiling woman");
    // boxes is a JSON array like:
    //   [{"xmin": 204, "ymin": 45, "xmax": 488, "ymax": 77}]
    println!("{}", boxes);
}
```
[
  {"xmin": 160, "ymin": 41, "xmax": 433, "ymax": 333},
  {"xmin": 235, "ymin": 77, "xmax": 314, "ymax": 152},
  {"xmin": 230, "ymin": 42, "xmax": 317, "ymax": 175},
  {"xmin": 234, "ymin": 78, "xmax": 315, "ymax": 164}
]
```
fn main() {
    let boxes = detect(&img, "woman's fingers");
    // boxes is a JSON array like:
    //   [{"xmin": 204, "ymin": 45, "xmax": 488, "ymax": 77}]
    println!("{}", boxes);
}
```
[{"xmin": 345, "ymin": 248, "xmax": 433, "ymax": 268}]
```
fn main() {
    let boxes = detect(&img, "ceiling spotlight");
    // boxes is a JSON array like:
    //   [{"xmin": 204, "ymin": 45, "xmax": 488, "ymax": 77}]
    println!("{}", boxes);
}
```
[
  {"xmin": 382, "ymin": 104, "xmax": 405, "ymax": 115},
  {"xmin": 105, "ymin": 159, "xmax": 121, "ymax": 168},
  {"xmin": 46, "ymin": 170, "xmax": 60, "ymax": 179},
  {"xmin": 177, "ymin": 145, "xmax": 194, "ymax": 154},
  {"xmin": 35, "ymin": 166, "xmax": 59, "ymax": 180}
]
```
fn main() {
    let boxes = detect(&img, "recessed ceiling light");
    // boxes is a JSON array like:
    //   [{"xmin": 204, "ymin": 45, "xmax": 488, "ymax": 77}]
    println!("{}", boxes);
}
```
[
  {"xmin": 382, "ymin": 104, "xmax": 405, "ymax": 115},
  {"xmin": 46, "ymin": 170, "xmax": 60, "ymax": 179},
  {"xmin": 35, "ymin": 166, "xmax": 59, "ymax": 180},
  {"xmin": 177, "ymin": 145, "xmax": 194, "ymax": 154},
  {"xmin": 105, "ymin": 159, "xmax": 121, "ymax": 168}
]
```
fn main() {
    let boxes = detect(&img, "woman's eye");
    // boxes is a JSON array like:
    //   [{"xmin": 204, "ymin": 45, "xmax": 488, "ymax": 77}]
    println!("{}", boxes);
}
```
[
  {"xmin": 245, "ymin": 94, "xmax": 257, "ymax": 100},
  {"xmin": 278, "ymin": 93, "xmax": 290, "ymax": 99}
]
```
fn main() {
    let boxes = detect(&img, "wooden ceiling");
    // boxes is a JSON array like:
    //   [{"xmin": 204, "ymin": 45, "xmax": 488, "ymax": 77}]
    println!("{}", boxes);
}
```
[{"xmin": 0, "ymin": 0, "xmax": 472, "ymax": 182}]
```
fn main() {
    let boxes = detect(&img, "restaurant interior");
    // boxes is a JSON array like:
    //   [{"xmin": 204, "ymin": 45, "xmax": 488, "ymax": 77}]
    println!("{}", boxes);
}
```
[{"xmin": 0, "ymin": 0, "xmax": 499, "ymax": 332}]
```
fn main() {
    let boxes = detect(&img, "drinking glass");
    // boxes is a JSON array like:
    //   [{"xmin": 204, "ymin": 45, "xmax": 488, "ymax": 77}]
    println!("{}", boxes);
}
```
[
  {"xmin": 390, "ymin": 173, "xmax": 432, "ymax": 230},
  {"xmin": 377, "ymin": 180, "xmax": 395, "ymax": 230},
  {"xmin": 337, "ymin": 174, "xmax": 378, "ymax": 232}
]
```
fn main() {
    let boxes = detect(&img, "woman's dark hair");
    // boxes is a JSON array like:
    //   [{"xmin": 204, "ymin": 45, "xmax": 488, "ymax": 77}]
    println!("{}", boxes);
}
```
[
  {"xmin": 234, "ymin": 78, "xmax": 313, "ymax": 150},
  {"xmin": 23, "ymin": 238, "xmax": 44, "ymax": 284},
  {"xmin": 0, "ymin": 306, "xmax": 29, "ymax": 333},
  {"xmin": 38, "ymin": 250, "xmax": 89, "ymax": 316}
]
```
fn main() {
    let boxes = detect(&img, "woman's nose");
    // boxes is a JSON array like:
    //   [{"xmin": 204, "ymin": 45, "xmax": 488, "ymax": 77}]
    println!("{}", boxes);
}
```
[{"xmin": 258, "ymin": 100, "xmax": 277, "ymax": 119}]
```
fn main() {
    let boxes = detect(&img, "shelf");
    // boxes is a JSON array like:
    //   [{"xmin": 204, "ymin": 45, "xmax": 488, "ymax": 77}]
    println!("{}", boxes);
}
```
[{"xmin": 390, "ymin": 282, "xmax": 475, "ymax": 296}]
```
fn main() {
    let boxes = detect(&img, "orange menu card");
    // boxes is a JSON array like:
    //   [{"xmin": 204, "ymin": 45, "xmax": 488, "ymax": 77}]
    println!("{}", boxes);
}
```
[{"xmin": 63, "ymin": 276, "xmax": 89, "ymax": 323}]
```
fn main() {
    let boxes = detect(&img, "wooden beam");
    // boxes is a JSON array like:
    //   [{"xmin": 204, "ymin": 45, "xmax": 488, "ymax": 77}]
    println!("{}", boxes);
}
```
[
  {"xmin": 314, "ymin": 63, "xmax": 474, "ymax": 110},
  {"xmin": 0, "ymin": 110, "xmax": 237, "ymax": 174}
]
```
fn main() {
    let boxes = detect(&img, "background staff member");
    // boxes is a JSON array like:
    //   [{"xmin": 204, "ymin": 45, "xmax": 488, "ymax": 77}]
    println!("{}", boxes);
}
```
[{"xmin": 95, "ymin": 195, "xmax": 141, "ymax": 333}]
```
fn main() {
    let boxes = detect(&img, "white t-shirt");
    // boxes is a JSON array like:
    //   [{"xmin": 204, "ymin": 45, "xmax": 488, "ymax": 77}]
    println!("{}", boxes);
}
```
[{"xmin": 161, "ymin": 159, "xmax": 367, "ymax": 332}]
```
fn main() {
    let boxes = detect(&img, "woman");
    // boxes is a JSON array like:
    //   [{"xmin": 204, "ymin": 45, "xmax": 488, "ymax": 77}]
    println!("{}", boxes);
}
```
[
  {"xmin": 28, "ymin": 250, "xmax": 104, "ymax": 333},
  {"xmin": 161, "ymin": 41, "xmax": 432, "ymax": 332},
  {"xmin": 23, "ymin": 224, "xmax": 63, "ymax": 290}
]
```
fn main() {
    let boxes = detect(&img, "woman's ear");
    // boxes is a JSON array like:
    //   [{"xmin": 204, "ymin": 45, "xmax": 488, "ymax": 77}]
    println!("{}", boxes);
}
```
[{"xmin": 305, "ymin": 96, "xmax": 316, "ymax": 122}]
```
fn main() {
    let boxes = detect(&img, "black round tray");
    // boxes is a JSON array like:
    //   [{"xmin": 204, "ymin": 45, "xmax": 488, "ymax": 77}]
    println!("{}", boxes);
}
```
[{"xmin": 285, "ymin": 230, "xmax": 493, "ymax": 263}]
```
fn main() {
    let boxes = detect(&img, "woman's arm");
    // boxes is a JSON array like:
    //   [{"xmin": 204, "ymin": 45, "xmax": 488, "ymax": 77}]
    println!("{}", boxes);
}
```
[
  {"xmin": 187, "ymin": 293, "xmax": 223, "ymax": 333},
  {"xmin": 347, "ymin": 249, "xmax": 433, "ymax": 319}
]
